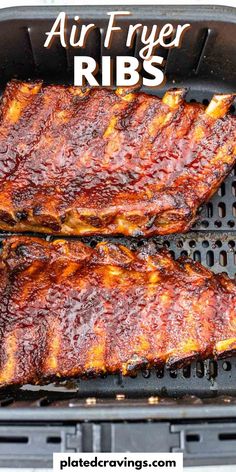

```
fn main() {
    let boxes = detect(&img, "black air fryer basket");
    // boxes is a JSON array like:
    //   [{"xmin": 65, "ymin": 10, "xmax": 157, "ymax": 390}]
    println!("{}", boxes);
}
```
[{"xmin": 1, "ymin": 4, "xmax": 236, "ymax": 468}]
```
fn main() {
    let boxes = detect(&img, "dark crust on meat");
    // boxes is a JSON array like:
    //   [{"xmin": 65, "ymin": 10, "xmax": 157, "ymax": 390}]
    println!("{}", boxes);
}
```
[
  {"xmin": 0, "ymin": 236, "xmax": 235, "ymax": 387},
  {"xmin": 0, "ymin": 81, "xmax": 235, "ymax": 236}
]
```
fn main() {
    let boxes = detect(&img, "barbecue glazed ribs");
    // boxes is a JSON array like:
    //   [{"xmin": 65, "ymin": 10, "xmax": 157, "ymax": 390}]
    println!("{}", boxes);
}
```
[
  {"xmin": 0, "ymin": 80, "xmax": 235, "ymax": 236},
  {"xmin": 0, "ymin": 236, "xmax": 235, "ymax": 387}
]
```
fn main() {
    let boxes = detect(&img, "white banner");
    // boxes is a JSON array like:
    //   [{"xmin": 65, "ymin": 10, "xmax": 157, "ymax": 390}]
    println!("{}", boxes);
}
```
[{"xmin": 53, "ymin": 453, "xmax": 183, "ymax": 472}]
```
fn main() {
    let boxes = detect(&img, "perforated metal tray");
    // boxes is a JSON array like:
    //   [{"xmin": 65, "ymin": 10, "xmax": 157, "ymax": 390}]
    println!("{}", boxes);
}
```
[
  {"xmin": 0, "ymin": 4, "xmax": 235, "ymax": 399},
  {"xmin": 1, "ymin": 4, "xmax": 236, "ymax": 468}
]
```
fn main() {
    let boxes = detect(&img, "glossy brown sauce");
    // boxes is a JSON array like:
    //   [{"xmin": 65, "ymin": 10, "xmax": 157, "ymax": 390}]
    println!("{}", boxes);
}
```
[
  {"xmin": 0, "ymin": 81, "xmax": 235, "ymax": 236},
  {"xmin": 0, "ymin": 237, "xmax": 235, "ymax": 387}
]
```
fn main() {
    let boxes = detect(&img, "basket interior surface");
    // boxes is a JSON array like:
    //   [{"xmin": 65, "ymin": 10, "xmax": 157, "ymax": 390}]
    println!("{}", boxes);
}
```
[{"xmin": 0, "ymin": 5, "xmax": 236, "ymax": 404}]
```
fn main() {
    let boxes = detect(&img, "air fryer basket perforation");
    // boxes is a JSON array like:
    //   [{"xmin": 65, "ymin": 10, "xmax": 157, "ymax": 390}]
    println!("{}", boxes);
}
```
[{"xmin": 0, "ymin": 5, "xmax": 236, "ymax": 404}]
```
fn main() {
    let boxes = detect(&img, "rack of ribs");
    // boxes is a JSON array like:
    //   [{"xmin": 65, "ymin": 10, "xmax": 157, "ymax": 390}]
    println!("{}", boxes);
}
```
[
  {"xmin": 0, "ymin": 236, "xmax": 235, "ymax": 387},
  {"xmin": 0, "ymin": 80, "xmax": 235, "ymax": 236}
]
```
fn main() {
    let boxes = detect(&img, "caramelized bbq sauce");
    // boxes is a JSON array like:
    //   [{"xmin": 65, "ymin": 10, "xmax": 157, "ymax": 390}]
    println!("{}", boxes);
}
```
[
  {"xmin": 0, "ymin": 237, "xmax": 235, "ymax": 386},
  {"xmin": 0, "ymin": 82, "xmax": 235, "ymax": 236}
]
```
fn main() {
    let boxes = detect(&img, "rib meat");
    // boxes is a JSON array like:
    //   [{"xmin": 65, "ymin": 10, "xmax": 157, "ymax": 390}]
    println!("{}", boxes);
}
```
[
  {"xmin": 0, "ymin": 81, "xmax": 235, "ymax": 236},
  {"xmin": 0, "ymin": 236, "xmax": 235, "ymax": 387}
]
